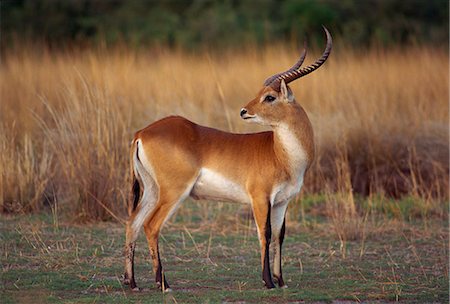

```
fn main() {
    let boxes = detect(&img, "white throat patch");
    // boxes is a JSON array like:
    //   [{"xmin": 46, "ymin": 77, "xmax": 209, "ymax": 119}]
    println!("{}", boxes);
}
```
[
  {"xmin": 271, "ymin": 123, "xmax": 308, "ymax": 205},
  {"xmin": 275, "ymin": 123, "xmax": 308, "ymax": 170}
]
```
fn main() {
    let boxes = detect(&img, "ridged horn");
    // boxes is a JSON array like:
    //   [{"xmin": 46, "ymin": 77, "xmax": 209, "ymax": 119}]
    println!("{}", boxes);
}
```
[
  {"xmin": 265, "ymin": 26, "xmax": 332, "ymax": 91},
  {"xmin": 263, "ymin": 44, "xmax": 307, "ymax": 87}
]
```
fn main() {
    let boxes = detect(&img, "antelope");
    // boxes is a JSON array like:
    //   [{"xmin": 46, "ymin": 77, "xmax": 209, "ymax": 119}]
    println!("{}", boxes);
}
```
[{"xmin": 123, "ymin": 27, "xmax": 332, "ymax": 292}]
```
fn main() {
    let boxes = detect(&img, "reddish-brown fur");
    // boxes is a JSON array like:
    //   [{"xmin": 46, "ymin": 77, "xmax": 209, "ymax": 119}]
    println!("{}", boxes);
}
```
[
  {"xmin": 124, "ymin": 83, "xmax": 314, "ymax": 291},
  {"xmin": 123, "ymin": 30, "xmax": 331, "ymax": 291}
]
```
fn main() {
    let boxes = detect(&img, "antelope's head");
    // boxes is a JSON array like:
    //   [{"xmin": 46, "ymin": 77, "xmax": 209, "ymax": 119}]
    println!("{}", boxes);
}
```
[{"xmin": 240, "ymin": 27, "xmax": 332, "ymax": 126}]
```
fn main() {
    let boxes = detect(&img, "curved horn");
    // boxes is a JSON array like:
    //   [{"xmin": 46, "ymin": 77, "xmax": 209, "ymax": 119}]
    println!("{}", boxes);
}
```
[
  {"xmin": 267, "ymin": 26, "xmax": 332, "ymax": 90},
  {"xmin": 263, "ymin": 44, "xmax": 307, "ymax": 86}
]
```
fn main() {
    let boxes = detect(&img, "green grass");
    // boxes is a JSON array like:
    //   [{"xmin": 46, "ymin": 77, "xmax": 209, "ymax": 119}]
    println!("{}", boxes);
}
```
[{"xmin": 1, "ymin": 201, "xmax": 448, "ymax": 303}]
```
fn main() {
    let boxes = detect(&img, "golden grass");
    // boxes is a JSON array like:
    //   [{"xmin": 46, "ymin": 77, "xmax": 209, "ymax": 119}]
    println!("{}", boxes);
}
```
[{"xmin": 0, "ymin": 45, "xmax": 448, "ymax": 221}]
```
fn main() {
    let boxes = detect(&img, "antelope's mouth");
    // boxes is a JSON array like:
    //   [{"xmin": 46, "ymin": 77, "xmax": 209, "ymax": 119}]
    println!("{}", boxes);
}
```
[{"xmin": 242, "ymin": 114, "xmax": 256, "ymax": 120}]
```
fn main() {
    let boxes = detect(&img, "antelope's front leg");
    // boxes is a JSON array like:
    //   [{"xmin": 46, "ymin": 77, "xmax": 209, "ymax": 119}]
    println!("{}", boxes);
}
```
[
  {"xmin": 271, "ymin": 201, "xmax": 289, "ymax": 288},
  {"xmin": 251, "ymin": 198, "xmax": 275, "ymax": 289}
]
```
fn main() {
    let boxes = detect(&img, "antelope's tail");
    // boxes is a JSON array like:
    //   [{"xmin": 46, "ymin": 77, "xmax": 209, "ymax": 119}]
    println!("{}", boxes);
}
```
[{"xmin": 129, "ymin": 138, "xmax": 141, "ymax": 216}]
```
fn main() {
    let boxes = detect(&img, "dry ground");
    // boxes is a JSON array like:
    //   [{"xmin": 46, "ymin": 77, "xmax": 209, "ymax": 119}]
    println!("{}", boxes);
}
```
[{"xmin": 1, "ymin": 199, "xmax": 448, "ymax": 303}]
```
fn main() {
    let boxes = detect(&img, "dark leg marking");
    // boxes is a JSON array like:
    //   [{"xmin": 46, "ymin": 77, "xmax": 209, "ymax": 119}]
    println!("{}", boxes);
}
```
[
  {"xmin": 274, "ymin": 218, "xmax": 286, "ymax": 287},
  {"xmin": 262, "ymin": 205, "xmax": 275, "ymax": 289},
  {"xmin": 150, "ymin": 244, "xmax": 170, "ymax": 291},
  {"xmin": 155, "ymin": 249, "xmax": 170, "ymax": 291}
]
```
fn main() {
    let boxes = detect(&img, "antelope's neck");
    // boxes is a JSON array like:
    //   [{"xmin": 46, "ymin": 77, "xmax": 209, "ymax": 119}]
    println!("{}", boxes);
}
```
[{"xmin": 273, "ymin": 106, "xmax": 314, "ymax": 177}]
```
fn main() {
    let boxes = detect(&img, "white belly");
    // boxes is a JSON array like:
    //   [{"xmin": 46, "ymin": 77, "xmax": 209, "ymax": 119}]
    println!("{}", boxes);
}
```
[{"xmin": 190, "ymin": 168, "xmax": 251, "ymax": 204}]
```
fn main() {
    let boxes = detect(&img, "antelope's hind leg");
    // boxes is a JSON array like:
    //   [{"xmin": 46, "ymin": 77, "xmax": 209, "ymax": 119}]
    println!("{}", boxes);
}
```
[
  {"xmin": 143, "ymin": 181, "xmax": 197, "ymax": 292},
  {"xmin": 123, "ymin": 167, "xmax": 158, "ymax": 291},
  {"xmin": 123, "ymin": 235, "xmax": 137, "ymax": 290},
  {"xmin": 124, "ymin": 186, "xmax": 158, "ymax": 291},
  {"xmin": 123, "ymin": 178, "xmax": 140, "ymax": 290}
]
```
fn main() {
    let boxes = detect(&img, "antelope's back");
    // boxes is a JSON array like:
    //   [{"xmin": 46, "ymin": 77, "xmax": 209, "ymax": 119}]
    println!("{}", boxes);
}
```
[{"xmin": 134, "ymin": 116, "xmax": 281, "ymax": 185}]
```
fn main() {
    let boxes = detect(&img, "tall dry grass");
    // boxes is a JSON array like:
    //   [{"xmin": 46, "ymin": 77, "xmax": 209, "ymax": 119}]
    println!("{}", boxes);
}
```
[{"xmin": 0, "ymin": 45, "xmax": 448, "ymax": 222}]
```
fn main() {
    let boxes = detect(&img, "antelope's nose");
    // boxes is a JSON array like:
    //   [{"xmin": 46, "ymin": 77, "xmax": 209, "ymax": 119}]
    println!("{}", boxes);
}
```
[{"xmin": 240, "ymin": 108, "xmax": 248, "ymax": 118}]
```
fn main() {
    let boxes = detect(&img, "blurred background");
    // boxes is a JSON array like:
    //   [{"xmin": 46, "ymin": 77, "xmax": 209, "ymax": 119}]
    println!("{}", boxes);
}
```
[
  {"xmin": 1, "ymin": 0, "xmax": 449, "ymax": 222},
  {"xmin": 1, "ymin": 2, "xmax": 449, "ymax": 301},
  {"xmin": 2, "ymin": 0, "xmax": 448, "ymax": 50}
]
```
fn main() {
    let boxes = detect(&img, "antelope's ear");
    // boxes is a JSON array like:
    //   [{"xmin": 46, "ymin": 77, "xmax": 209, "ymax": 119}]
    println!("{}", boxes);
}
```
[{"xmin": 280, "ymin": 79, "xmax": 294, "ymax": 102}]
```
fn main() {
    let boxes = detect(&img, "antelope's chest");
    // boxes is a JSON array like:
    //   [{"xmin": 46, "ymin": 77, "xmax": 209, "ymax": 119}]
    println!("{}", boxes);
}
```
[
  {"xmin": 271, "ymin": 124, "xmax": 309, "ymax": 205},
  {"xmin": 271, "ymin": 169, "xmax": 306, "ymax": 206}
]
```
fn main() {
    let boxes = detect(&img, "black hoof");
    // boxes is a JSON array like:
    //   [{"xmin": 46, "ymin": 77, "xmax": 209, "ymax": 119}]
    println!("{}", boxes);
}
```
[
  {"xmin": 123, "ymin": 273, "xmax": 138, "ymax": 290},
  {"xmin": 263, "ymin": 280, "xmax": 276, "ymax": 289},
  {"xmin": 274, "ymin": 275, "xmax": 286, "ymax": 288},
  {"xmin": 156, "ymin": 281, "xmax": 171, "ymax": 292},
  {"xmin": 122, "ymin": 274, "xmax": 131, "ymax": 286}
]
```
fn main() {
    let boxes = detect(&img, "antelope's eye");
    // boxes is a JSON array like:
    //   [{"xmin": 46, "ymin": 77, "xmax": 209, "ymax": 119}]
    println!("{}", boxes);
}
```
[{"xmin": 264, "ymin": 95, "xmax": 276, "ymax": 102}]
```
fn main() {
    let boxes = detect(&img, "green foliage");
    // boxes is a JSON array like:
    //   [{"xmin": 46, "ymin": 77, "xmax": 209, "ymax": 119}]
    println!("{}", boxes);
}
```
[{"xmin": 1, "ymin": 0, "xmax": 448, "ymax": 50}]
